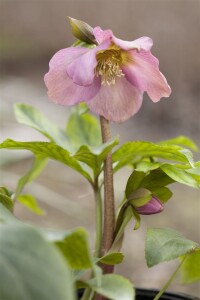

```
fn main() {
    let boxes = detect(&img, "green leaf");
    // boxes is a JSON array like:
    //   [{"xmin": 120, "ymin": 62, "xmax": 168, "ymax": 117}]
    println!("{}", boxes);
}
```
[
  {"xmin": 0, "ymin": 188, "xmax": 13, "ymax": 211},
  {"xmin": 149, "ymin": 186, "xmax": 173, "ymax": 203},
  {"xmin": 125, "ymin": 169, "xmax": 174, "ymax": 204},
  {"xmin": 0, "ymin": 139, "xmax": 92, "ymax": 183},
  {"xmin": 125, "ymin": 171, "xmax": 146, "ymax": 198},
  {"xmin": 73, "ymin": 138, "xmax": 119, "ymax": 177},
  {"xmin": 99, "ymin": 252, "xmax": 124, "ymax": 265},
  {"xmin": 135, "ymin": 161, "xmax": 161, "ymax": 173},
  {"xmin": 86, "ymin": 274, "xmax": 134, "ymax": 300},
  {"xmin": 128, "ymin": 188, "xmax": 152, "ymax": 207},
  {"xmin": 17, "ymin": 194, "xmax": 45, "ymax": 215},
  {"xmin": 141, "ymin": 169, "xmax": 174, "ymax": 189},
  {"xmin": 14, "ymin": 103, "xmax": 70, "ymax": 149},
  {"xmin": 0, "ymin": 203, "xmax": 17, "ymax": 223},
  {"xmin": 0, "ymin": 221, "xmax": 75, "ymax": 300},
  {"xmin": 161, "ymin": 164, "xmax": 200, "ymax": 188},
  {"xmin": 46, "ymin": 227, "xmax": 93, "ymax": 270},
  {"xmin": 113, "ymin": 141, "xmax": 195, "ymax": 171},
  {"xmin": 113, "ymin": 206, "xmax": 135, "ymax": 250},
  {"xmin": 159, "ymin": 135, "xmax": 198, "ymax": 151},
  {"xmin": 145, "ymin": 228, "xmax": 199, "ymax": 267},
  {"xmin": 68, "ymin": 17, "xmax": 96, "ymax": 44},
  {"xmin": 15, "ymin": 156, "xmax": 48, "ymax": 198},
  {"xmin": 187, "ymin": 166, "xmax": 200, "ymax": 185},
  {"xmin": 0, "ymin": 187, "xmax": 12, "ymax": 197},
  {"xmin": 181, "ymin": 249, "xmax": 200, "ymax": 284},
  {"xmin": 130, "ymin": 206, "xmax": 141, "ymax": 230},
  {"xmin": 72, "ymin": 39, "xmax": 96, "ymax": 48},
  {"xmin": 66, "ymin": 107, "xmax": 101, "ymax": 150}
]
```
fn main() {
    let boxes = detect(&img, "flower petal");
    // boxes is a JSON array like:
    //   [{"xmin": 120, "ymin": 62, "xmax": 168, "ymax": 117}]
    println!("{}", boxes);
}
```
[
  {"xmin": 44, "ymin": 48, "xmax": 101, "ymax": 105},
  {"xmin": 66, "ymin": 40, "xmax": 111, "ymax": 86},
  {"xmin": 123, "ymin": 50, "xmax": 171, "ymax": 102},
  {"xmin": 87, "ymin": 77, "xmax": 143, "ymax": 122},
  {"xmin": 48, "ymin": 47, "xmax": 88, "ymax": 68},
  {"xmin": 93, "ymin": 26, "xmax": 113, "ymax": 44},
  {"xmin": 113, "ymin": 36, "xmax": 153, "ymax": 51}
]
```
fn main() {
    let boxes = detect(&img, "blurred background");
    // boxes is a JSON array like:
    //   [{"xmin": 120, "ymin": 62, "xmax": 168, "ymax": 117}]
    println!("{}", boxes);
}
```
[{"xmin": 1, "ymin": 0, "xmax": 200, "ymax": 297}]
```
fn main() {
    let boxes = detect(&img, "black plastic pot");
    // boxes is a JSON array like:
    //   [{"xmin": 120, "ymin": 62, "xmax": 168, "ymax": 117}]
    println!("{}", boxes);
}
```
[
  {"xmin": 135, "ymin": 288, "xmax": 199, "ymax": 300},
  {"xmin": 77, "ymin": 288, "xmax": 200, "ymax": 299}
]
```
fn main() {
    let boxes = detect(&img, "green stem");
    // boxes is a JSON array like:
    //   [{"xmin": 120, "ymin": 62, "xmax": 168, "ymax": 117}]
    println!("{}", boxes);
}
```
[
  {"xmin": 153, "ymin": 254, "xmax": 188, "ymax": 300},
  {"xmin": 81, "ymin": 287, "xmax": 94, "ymax": 300},
  {"xmin": 94, "ymin": 177, "xmax": 103, "ymax": 258}
]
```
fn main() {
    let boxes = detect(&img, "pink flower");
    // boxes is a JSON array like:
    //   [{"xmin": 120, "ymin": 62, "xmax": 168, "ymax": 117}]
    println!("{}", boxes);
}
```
[
  {"xmin": 134, "ymin": 195, "xmax": 164, "ymax": 215},
  {"xmin": 44, "ymin": 26, "xmax": 171, "ymax": 122}
]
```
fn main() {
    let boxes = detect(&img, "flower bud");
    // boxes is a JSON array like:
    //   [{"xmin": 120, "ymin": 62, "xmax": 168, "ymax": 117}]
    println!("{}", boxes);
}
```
[
  {"xmin": 68, "ymin": 17, "xmax": 97, "ymax": 45},
  {"xmin": 134, "ymin": 195, "xmax": 164, "ymax": 215}
]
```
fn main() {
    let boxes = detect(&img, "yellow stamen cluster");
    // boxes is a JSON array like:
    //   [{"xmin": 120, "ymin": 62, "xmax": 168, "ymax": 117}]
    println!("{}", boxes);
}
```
[{"xmin": 95, "ymin": 47, "xmax": 125, "ymax": 86}]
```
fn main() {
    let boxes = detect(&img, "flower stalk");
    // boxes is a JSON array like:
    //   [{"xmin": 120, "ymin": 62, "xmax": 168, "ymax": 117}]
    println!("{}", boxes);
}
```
[{"xmin": 100, "ymin": 116, "xmax": 115, "ymax": 261}]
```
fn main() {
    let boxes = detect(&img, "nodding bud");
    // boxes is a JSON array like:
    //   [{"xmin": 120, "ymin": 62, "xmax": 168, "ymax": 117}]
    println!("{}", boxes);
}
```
[
  {"xmin": 68, "ymin": 17, "xmax": 97, "ymax": 45},
  {"xmin": 134, "ymin": 195, "xmax": 164, "ymax": 215}
]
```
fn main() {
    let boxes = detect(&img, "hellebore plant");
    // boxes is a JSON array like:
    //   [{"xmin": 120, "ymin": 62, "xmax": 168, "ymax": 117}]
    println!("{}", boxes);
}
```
[{"xmin": 0, "ymin": 17, "xmax": 200, "ymax": 300}]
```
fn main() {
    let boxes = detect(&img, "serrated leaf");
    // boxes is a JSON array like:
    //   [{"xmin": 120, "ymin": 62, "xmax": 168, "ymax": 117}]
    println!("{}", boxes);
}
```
[
  {"xmin": 113, "ymin": 141, "xmax": 195, "ymax": 171},
  {"xmin": 15, "ymin": 156, "xmax": 48, "ymax": 198},
  {"xmin": 99, "ymin": 252, "xmax": 124, "ymax": 265},
  {"xmin": 161, "ymin": 164, "xmax": 200, "ymax": 188},
  {"xmin": 47, "ymin": 228, "xmax": 93, "ymax": 270},
  {"xmin": 66, "ymin": 107, "xmax": 101, "ymax": 150},
  {"xmin": 159, "ymin": 136, "xmax": 198, "ymax": 151},
  {"xmin": 14, "ymin": 103, "xmax": 70, "ymax": 149},
  {"xmin": 17, "ymin": 194, "xmax": 45, "ymax": 215},
  {"xmin": 86, "ymin": 274, "xmax": 134, "ymax": 300},
  {"xmin": 0, "ymin": 221, "xmax": 75, "ymax": 300},
  {"xmin": 181, "ymin": 249, "xmax": 200, "ymax": 284},
  {"xmin": 145, "ymin": 228, "xmax": 199, "ymax": 267},
  {"xmin": 68, "ymin": 17, "xmax": 96, "ymax": 44},
  {"xmin": 73, "ymin": 138, "xmax": 119, "ymax": 177},
  {"xmin": 0, "ymin": 139, "xmax": 92, "ymax": 183}
]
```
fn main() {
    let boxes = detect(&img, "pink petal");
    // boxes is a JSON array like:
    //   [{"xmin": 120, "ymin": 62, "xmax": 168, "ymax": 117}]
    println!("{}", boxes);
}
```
[
  {"xmin": 66, "ymin": 40, "xmax": 111, "ymax": 86},
  {"xmin": 113, "ymin": 36, "xmax": 153, "ymax": 51},
  {"xmin": 87, "ymin": 77, "xmax": 143, "ymax": 122},
  {"xmin": 123, "ymin": 50, "xmax": 171, "ymax": 102},
  {"xmin": 93, "ymin": 26, "xmax": 113, "ymax": 44},
  {"xmin": 49, "ymin": 47, "xmax": 88, "ymax": 68},
  {"xmin": 44, "ymin": 48, "xmax": 101, "ymax": 105}
]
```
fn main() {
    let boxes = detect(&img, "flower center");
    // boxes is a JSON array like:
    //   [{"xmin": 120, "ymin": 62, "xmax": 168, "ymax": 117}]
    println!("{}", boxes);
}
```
[{"xmin": 95, "ymin": 47, "xmax": 125, "ymax": 85}]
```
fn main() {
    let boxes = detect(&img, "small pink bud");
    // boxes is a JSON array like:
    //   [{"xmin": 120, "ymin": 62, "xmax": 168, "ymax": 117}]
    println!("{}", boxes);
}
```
[{"xmin": 134, "ymin": 196, "xmax": 164, "ymax": 215}]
